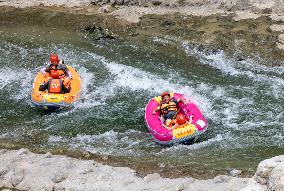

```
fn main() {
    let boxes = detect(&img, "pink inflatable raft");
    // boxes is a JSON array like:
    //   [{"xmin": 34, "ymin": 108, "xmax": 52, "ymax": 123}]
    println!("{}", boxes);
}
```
[{"xmin": 144, "ymin": 93, "xmax": 207, "ymax": 145}]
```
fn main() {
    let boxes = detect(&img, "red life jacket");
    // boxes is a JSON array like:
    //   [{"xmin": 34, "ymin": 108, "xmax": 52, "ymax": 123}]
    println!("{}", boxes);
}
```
[
  {"xmin": 50, "ymin": 65, "xmax": 65, "ymax": 79},
  {"xmin": 48, "ymin": 79, "xmax": 63, "ymax": 93}
]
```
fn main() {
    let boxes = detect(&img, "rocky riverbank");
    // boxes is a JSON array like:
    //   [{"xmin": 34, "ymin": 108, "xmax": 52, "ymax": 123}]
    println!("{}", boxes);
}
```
[
  {"xmin": 1, "ymin": 0, "xmax": 284, "ymax": 62},
  {"xmin": 2, "ymin": 149, "xmax": 284, "ymax": 191}
]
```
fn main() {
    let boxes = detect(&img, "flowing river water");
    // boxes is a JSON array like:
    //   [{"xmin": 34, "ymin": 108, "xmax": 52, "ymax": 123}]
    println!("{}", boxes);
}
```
[{"xmin": 0, "ymin": 8, "xmax": 284, "ymax": 178}]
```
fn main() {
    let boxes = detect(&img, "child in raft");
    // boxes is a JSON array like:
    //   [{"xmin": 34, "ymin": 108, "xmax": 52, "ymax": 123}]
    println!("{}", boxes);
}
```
[{"xmin": 152, "ymin": 92, "xmax": 193, "ymax": 130}]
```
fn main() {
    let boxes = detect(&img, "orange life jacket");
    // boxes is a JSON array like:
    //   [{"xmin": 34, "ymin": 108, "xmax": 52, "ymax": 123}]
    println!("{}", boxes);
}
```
[
  {"xmin": 160, "ymin": 100, "xmax": 178, "ymax": 114},
  {"xmin": 48, "ymin": 79, "xmax": 63, "ymax": 93},
  {"xmin": 50, "ymin": 65, "xmax": 65, "ymax": 79}
]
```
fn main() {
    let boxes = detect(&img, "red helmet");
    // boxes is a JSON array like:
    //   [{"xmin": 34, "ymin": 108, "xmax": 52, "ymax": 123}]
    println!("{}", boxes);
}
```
[
  {"xmin": 176, "ymin": 113, "xmax": 186, "ymax": 125},
  {"xmin": 161, "ymin": 92, "xmax": 170, "ymax": 98},
  {"xmin": 50, "ymin": 54, "xmax": 59, "ymax": 64}
]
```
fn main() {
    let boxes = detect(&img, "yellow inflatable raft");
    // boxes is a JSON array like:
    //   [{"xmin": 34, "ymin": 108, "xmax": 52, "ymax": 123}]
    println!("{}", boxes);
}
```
[{"xmin": 31, "ymin": 66, "xmax": 81, "ymax": 110}]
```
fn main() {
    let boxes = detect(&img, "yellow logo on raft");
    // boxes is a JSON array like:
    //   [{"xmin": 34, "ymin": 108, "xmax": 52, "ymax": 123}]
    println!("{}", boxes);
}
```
[
  {"xmin": 172, "ymin": 124, "xmax": 197, "ymax": 139},
  {"xmin": 43, "ymin": 94, "xmax": 64, "ymax": 103}
]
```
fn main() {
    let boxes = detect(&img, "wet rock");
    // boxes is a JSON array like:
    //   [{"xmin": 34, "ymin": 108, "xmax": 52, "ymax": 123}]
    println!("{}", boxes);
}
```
[
  {"xmin": 101, "ymin": 0, "xmax": 110, "ymax": 5},
  {"xmin": 91, "ymin": 0, "xmax": 110, "ymax": 6},
  {"xmin": 16, "ymin": 148, "xmax": 30, "ymax": 156},
  {"xmin": 143, "ymin": 173, "xmax": 160, "ymax": 182},
  {"xmin": 52, "ymin": 173, "xmax": 67, "ymax": 183},
  {"xmin": 270, "ymin": 15, "xmax": 284, "ymax": 22},
  {"xmin": 138, "ymin": 0, "xmax": 150, "ymax": 7},
  {"xmin": 99, "ymin": 5, "xmax": 111, "ymax": 13},
  {"xmin": 109, "ymin": 0, "xmax": 116, "ymax": 5},
  {"xmin": 277, "ymin": 42, "xmax": 284, "ymax": 50},
  {"xmin": 277, "ymin": 34, "xmax": 284, "ymax": 50},
  {"xmin": 236, "ymin": 55, "xmax": 245, "ymax": 61},
  {"xmin": 52, "ymin": 185, "xmax": 67, "ymax": 191},
  {"xmin": 269, "ymin": 24, "xmax": 284, "ymax": 32},
  {"xmin": 254, "ymin": 175, "xmax": 267, "ymax": 185},
  {"xmin": 43, "ymin": 152, "xmax": 52, "ymax": 158},
  {"xmin": 261, "ymin": 8, "xmax": 272, "ymax": 14},
  {"xmin": 221, "ymin": 0, "xmax": 250, "ymax": 11},
  {"xmin": 84, "ymin": 25, "xmax": 116, "ymax": 40},
  {"xmin": 0, "ymin": 166, "xmax": 9, "ymax": 176},
  {"xmin": 11, "ymin": 168, "xmax": 24, "ymax": 187},
  {"xmin": 229, "ymin": 169, "xmax": 242, "ymax": 177},
  {"xmin": 0, "ymin": 149, "xmax": 7, "ymax": 154},
  {"xmin": 213, "ymin": 175, "xmax": 231, "ymax": 183},
  {"xmin": 78, "ymin": 168, "xmax": 94, "ymax": 174},
  {"xmin": 123, "ymin": 180, "xmax": 135, "ymax": 186},
  {"xmin": 251, "ymin": 1, "xmax": 274, "ymax": 14},
  {"xmin": 116, "ymin": 0, "xmax": 124, "ymax": 5},
  {"xmin": 90, "ymin": 0, "xmax": 100, "ymax": 5},
  {"xmin": 82, "ymin": 151, "xmax": 91, "ymax": 158},
  {"xmin": 160, "ymin": 20, "xmax": 175, "ymax": 27},
  {"xmin": 102, "ymin": 155, "xmax": 110, "ymax": 161},
  {"xmin": 152, "ymin": 1, "xmax": 162, "ymax": 6},
  {"xmin": 278, "ymin": 34, "xmax": 284, "ymax": 44},
  {"xmin": 175, "ymin": 183, "xmax": 185, "ymax": 191}
]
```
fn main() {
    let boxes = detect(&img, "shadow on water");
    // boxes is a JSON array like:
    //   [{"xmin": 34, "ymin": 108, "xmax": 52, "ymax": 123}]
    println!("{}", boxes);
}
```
[{"xmin": 33, "ymin": 108, "xmax": 71, "ymax": 115}]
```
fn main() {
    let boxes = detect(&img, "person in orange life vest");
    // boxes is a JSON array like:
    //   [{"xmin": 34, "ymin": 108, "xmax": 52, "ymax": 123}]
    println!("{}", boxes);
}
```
[
  {"xmin": 39, "ymin": 77, "xmax": 71, "ymax": 94},
  {"xmin": 152, "ymin": 92, "xmax": 187, "ymax": 127},
  {"xmin": 41, "ymin": 54, "xmax": 72, "ymax": 80}
]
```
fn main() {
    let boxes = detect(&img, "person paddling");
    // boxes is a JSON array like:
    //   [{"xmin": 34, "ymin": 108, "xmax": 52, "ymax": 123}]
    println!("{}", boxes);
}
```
[
  {"xmin": 39, "ymin": 78, "xmax": 71, "ymax": 94},
  {"xmin": 41, "ymin": 54, "xmax": 72, "ymax": 79}
]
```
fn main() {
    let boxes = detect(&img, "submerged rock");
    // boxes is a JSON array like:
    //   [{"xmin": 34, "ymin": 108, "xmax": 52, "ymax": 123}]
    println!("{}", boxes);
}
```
[{"xmin": 84, "ymin": 24, "xmax": 117, "ymax": 40}]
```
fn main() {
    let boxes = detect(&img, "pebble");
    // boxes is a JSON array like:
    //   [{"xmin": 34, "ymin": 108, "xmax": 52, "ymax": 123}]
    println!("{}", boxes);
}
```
[
  {"xmin": 213, "ymin": 175, "xmax": 231, "ymax": 183},
  {"xmin": 0, "ymin": 166, "xmax": 9, "ymax": 176},
  {"xmin": 269, "ymin": 24, "xmax": 284, "ymax": 32},
  {"xmin": 229, "ymin": 169, "xmax": 242, "ymax": 177},
  {"xmin": 16, "ymin": 148, "xmax": 30, "ymax": 156},
  {"xmin": 143, "ymin": 173, "xmax": 161, "ymax": 183},
  {"xmin": 43, "ymin": 152, "xmax": 52, "ymax": 158},
  {"xmin": 52, "ymin": 173, "xmax": 67, "ymax": 183}
]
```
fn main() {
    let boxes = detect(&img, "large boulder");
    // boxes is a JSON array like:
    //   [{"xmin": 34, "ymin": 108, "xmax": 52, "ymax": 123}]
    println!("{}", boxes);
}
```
[{"xmin": 254, "ymin": 155, "xmax": 284, "ymax": 191}]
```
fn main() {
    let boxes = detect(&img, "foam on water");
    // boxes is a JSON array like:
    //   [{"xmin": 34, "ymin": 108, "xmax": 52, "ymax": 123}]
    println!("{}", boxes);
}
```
[
  {"xmin": 0, "ymin": 68, "xmax": 21, "ymax": 90},
  {"xmin": 0, "ymin": 67, "xmax": 33, "ymax": 101},
  {"xmin": 182, "ymin": 42, "xmax": 284, "ymax": 92},
  {"xmin": 1, "ymin": 34, "xmax": 283, "ymax": 169},
  {"xmin": 91, "ymin": 53, "xmax": 213, "ymax": 114},
  {"xmin": 73, "ymin": 67, "xmax": 104, "ymax": 109},
  {"xmin": 48, "ymin": 129, "xmax": 152, "ymax": 157},
  {"xmin": 158, "ymin": 133, "xmax": 231, "ymax": 154}
]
